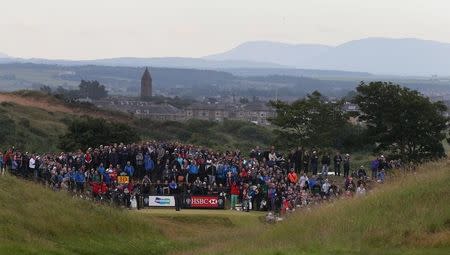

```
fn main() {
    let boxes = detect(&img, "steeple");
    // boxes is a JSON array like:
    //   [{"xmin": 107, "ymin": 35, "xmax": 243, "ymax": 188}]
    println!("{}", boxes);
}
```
[{"xmin": 141, "ymin": 67, "xmax": 152, "ymax": 99}]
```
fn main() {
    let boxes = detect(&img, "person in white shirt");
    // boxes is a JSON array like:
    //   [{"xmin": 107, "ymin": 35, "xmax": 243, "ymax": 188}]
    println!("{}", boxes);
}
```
[
  {"xmin": 29, "ymin": 155, "xmax": 36, "ymax": 179},
  {"xmin": 356, "ymin": 184, "xmax": 366, "ymax": 197},
  {"xmin": 299, "ymin": 172, "xmax": 309, "ymax": 189},
  {"xmin": 321, "ymin": 179, "xmax": 331, "ymax": 196}
]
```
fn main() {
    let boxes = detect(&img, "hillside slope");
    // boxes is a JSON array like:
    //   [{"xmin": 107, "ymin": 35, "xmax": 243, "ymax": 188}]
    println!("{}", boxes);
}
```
[
  {"xmin": 209, "ymin": 161, "xmax": 450, "ymax": 255},
  {"xmin": 0, "ymin": 175, "xmax": 170, "ymax": 255},
  {"xmin": 0, "ymin": 157, "xmax": 449, "ymax": 255}
]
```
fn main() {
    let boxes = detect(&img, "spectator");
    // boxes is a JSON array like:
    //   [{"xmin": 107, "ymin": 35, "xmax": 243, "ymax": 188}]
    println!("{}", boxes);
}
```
[
  {"xmin": 321, "ymin": 153, "xmax": 330, "ymax": 176},
  {"xmin": 124, "ymin": 161, "xmax": 135, "ymax": 177},
  {"xmin": 333, "ymin": 152, "xmax": 342, "ymax": 176},
  {"xmin": 287, "ymin": 169, "xmax": 298, "ymax": 184},
  {"xmin": 371, "ymin": 157, "xmax": 379, "ymax": 180},
  {"xmin": 356, "ymin": 183, "xmax": 366, "ymax": 196},
  {"xmin": 230, "ymin": 181, "xmax": 240, "ymax": 210},
  {"xmin": 343, "ymin": 154, "xmax": 351, "ymax": 177}
]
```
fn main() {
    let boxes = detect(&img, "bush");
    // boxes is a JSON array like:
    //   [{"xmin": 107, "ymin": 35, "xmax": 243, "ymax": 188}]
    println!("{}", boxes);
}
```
[
  {"xmin": 19, "ymin": 118, "xmax": 30, "ymax": 128},
  {"xmin": 59, "ymin": 117, "xmax": 139, "ymax": 151}
]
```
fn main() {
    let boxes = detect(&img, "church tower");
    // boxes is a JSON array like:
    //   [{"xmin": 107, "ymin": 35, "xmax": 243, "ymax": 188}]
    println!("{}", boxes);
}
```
[{"xmin": 141, "ymin": 67, "xmax": 152, "ymax": 99}]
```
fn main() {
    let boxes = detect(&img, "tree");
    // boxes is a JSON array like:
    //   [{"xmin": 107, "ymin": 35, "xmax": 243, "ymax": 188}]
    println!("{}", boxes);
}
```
[
  {"xmin": 269, "ymin": 91, "xmax": 348, "ymax": 149},
  {"xmin": 78, "ymin": 80, "xmax": 108, "ymax": 100},
  {"xmin": 354, "ymin": 81, "xmax": 448, "ymax": 162},
  {"xmin": 59, "ymin": 117, "xmax": 139, "ymax": 151},
  {"xmin": 39, "ymin": 85, "xmax": 52, "ymax": 94}
]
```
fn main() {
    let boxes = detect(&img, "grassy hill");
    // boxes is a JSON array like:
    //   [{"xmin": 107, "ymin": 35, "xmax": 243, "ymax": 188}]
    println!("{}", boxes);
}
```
[
  {"xmin": 0, "ymin": 161, "xmax": 448, "ymax": 255},
  {"xmin": 198, "ymin": 161, "xmax": 450, "ymax": 255},
  {"xmin": 0, "ymin": 91, "xmax": 275, "ymax": 153},
  {"xmin": 0, "ymin": 175, "xmax": 171, "ymax": 255}
]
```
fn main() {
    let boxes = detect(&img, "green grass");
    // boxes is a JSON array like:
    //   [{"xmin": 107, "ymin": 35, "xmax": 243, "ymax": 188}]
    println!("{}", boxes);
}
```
[
  {"xmin": 0, "ymin": 160, "xmax": 449, "ymax": 255},
  {"xmin": 0, "ymin": 175, "xmax": 171, "ymax": 255},
  {"xmin": 0, "ymin": 91, "xmax": 275, "ymax": 153},
  {"xmin": 0, "ymin": 102, "xmax": 69, "ymax": 152},
  {"xmin": 199, "ymin": 161, "xmax": 450, "ymax": 255}
]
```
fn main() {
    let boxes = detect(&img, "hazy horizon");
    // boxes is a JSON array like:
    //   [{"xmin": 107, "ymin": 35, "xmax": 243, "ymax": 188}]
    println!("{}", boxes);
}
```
[{"xmin": 2, "ymin": 0, "xmax": 450, "ymax": 60}]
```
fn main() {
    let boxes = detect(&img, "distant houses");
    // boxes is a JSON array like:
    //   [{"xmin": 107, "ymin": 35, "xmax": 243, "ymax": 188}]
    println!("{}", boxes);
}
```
[
  {"xmin": 92, "ymin": 68, "xmax": 368, "ymax": 126},
  {"xmin": 95, "ymin": 98, "xmax": 276, "ymax": 125},
  {"xmin": 185, "ymin": 102, "xmax": 275, "ymax": 125},
  {"xmin": 90, "ymin": 68, "xmax": 275, "ymax": 124}
]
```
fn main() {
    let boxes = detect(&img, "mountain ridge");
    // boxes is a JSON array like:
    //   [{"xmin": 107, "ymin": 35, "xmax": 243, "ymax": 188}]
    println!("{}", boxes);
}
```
[
  {"xmin": 207, "ymin": 37, "xmax": 450, "ymax": 76},
  {"xmin": 3, "ymin": 37, "xmax": 450, "ymax": 75}
]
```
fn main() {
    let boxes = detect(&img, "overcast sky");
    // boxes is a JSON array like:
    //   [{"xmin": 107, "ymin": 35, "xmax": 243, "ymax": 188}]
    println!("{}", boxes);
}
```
[{"xmin": 1, "ymin": 0, "xmax": 449, "ymax": 59}]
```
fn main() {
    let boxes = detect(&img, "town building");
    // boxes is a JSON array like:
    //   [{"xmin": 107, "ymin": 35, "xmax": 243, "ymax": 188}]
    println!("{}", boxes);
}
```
[
  {"xmin": 95, "ymin": 98, "xmax": 185, "ymax": 121},
  {"xmin": 141, "ymin": 67, "xmax": 152, "ymax": 99},
  {"xmin": 185, "ymin": 102, "xmax": 275, "ymax": 125}
]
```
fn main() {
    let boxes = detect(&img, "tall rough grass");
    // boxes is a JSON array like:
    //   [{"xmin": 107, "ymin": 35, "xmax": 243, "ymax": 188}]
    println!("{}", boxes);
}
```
[
  {"xmin": 210, "ymin": 161, "xmax": 450, "ymax": 255},
  {"xmin": 0, "ymin": 176, "xmax": 171, "ymax": 255}
]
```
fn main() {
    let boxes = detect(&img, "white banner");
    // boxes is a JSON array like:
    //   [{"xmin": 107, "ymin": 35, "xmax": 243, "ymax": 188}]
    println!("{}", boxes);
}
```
[{"xmin": 148, "ymin": 196, "xmax": 175, "ymax": 207}]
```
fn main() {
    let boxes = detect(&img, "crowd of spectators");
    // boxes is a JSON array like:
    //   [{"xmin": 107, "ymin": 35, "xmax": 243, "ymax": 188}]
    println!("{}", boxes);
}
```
[{"xmin": 0, "ymin": 142, "xmax": 397, "ymax": 216}]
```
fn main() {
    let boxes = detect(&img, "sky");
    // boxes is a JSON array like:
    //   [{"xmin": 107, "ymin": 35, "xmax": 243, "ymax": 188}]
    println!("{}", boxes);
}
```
[{"xmin": 1, "ymin": 0, "xmax": 450, "ymax": 59}]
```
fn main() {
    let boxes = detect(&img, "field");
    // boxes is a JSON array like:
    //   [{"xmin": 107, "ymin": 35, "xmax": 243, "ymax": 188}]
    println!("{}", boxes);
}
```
[{"xmin": 1, "ymin": 160, "xmax": 449, "ymax": 254}]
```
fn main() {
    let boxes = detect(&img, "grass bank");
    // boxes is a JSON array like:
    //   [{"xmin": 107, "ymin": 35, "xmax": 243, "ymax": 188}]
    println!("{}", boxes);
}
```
[
  {"xmin": 0, "ymin": 161, "xmax": 449, "ymax": 255},
  {"xmin": 0, "ymin": 175, "xmax": 171, "ymax": 255},
  {"xmin": 202, "ymin": 161, "xmax": 450, "ymax": 255}
]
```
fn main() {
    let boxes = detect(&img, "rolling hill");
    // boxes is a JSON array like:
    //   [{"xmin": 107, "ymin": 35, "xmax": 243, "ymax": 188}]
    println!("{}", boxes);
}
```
[
  {"xmin": 207, "ymin": 38, "xmax": 450, "ymax": 76},
  {"xmin": 0, "ymin": 92, "xmax": 448, "ymax": 254},
  {"xmin": 205, "ymin": 41, "xmax": 331, "ymax": 68},
  {"xmin": 0, "ymin": 91, "xmax": 275, "ymax": 152},
  {"xmin": 0, "ymin": 175, "xmax": 171, "ymax": 255},
  {"xmin": 200, "ymin": 161, "xmax": 450, "ymax": 255},
  {"xmin": 0, "ymin": 158, "xmax": 448, "ymax": 255}
]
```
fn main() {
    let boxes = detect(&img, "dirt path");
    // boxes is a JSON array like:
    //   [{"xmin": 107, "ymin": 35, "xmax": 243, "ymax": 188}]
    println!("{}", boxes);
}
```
[
  {"xmin": 0, "ymin": 93, "xmax": 133, "ymax": 122},
  {"xmin": 0, "ymin": 93, "xmax": 76, "ymax": 114}
]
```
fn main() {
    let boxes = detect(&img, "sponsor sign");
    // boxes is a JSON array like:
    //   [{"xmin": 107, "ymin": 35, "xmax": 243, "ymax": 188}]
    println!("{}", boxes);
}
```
[
  {"xmin": 148, "ymin": 196, "xmax": 175, "ymax": 207},
  {"xmin": 117, "ymin": 175, "xmax": 129, "ymax": 184},
  {"xmin": 184, "ymin": 195, "xmax": 225, "ymax": 209}
]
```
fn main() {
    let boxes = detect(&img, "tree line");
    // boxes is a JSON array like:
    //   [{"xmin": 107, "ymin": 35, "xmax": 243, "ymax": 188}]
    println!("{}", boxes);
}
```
[
  {"xmin": 57, "ymin": 81, "xmax": 449, "ymax": 163},
  {"xmin": 270, "ymin": 81, "xmax": 448, "ymax": 163},
  {"xmin": 41, "ymin": 80, "xmax": 108, "ymax": 100}
]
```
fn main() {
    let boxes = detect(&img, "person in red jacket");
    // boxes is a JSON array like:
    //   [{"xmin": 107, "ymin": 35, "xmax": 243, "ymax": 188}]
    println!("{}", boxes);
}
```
[
  {"xmin": 287, "ymin": 169, "xmax": 298, "ymax": 184},
  {"xmin": 230, "ymin": 182, "xmax": 240, "ymax": 210}
]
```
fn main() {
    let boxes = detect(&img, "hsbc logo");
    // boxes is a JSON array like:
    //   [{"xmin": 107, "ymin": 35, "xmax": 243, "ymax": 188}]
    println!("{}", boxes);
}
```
[
  {"xmin": 187, "ymin": 196, "xmax": 224, "ymax": 208},
  {"xmin": 192, "ymin": 197, "xmax": 217, "ymax": 205}
]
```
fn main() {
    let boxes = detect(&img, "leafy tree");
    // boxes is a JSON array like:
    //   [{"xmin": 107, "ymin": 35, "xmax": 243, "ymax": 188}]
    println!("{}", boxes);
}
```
[
  {"xmin": 59, "ymin": 117, "xmax": 139, "ymax": 151},
  {"xmin": 269, "ymin": 91, "xmax": 348, "ymax": 149},
  {"xmin": 78, "ymin": 80, "xmax": 108, "ymax": 100},
  {"xmin": 39, "ymin": 85, "xmax": 52, "ymax": 94},
  {"xmin": 354, "ymin": 81, "xmax": 448, "ymax": 162}
]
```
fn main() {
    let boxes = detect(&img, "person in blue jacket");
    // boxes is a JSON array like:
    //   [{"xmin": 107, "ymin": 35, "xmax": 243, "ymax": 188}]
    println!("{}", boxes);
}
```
[
  {"xmin": 188, "ymin": 161, "xmax": 199, "ymax": 183},
  {"xmin": 74, "ymin": 169, "xmax": 86, "ymax": 194},
  {"xmin": 216, "ymin": 164, "xmax": 225, "ymax": 185},
  {"xmin": 188, "ymin": 161, "xmax": 199, "ymax": 175},
  {"xmin": 124, "ymin": 161, "xmax": 135, "ymax": 177},
  {"xmin": 144, "ymin": 153, "xmax": 154, "ymax": 173}
]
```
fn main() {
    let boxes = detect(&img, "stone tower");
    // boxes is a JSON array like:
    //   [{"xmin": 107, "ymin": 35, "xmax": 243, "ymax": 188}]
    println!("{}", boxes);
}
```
[{"xmin": 141, "ymin": 67, "xmax": 152, "ymax": 99}]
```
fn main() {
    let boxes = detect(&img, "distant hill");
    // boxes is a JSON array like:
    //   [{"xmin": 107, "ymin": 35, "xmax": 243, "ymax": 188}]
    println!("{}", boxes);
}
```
[
  {"xmin": 207, "ymin": 38, "xmax": 450, "ymax": 76},
  {"xmin": 221, "ymin": 67, "xmax": 371, "ymax": 78},
  {"xmin": 0, "ymin": 56, "xmax": 287, "ymax": 69},
  {"xmin": 205, "ymin": 41, "xmax": 331, "ymax": 68}
]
